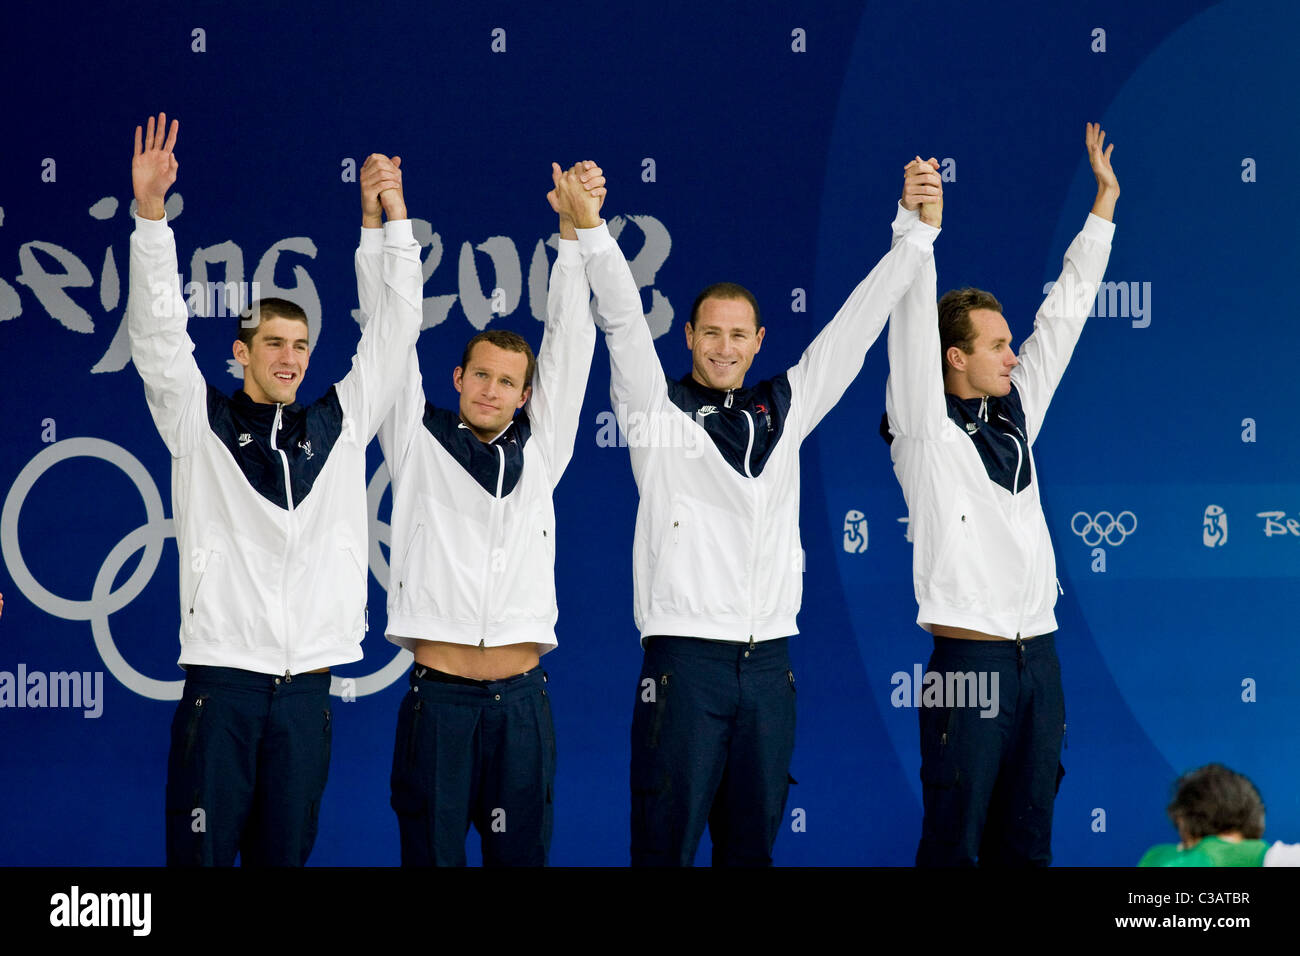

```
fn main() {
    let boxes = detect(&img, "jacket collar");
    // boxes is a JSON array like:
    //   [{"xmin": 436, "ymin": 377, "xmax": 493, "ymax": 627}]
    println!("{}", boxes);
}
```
[
  {"xmin": 231, "ymin": 388, "xmax": 304, "ymax": 417},
  {"xmin": 947, "ymin": 392, "xmax": 994, "ymax": 424},
  {"xmin": 677, "ymin": 372, "xmax": 751, "ymax": 408}
]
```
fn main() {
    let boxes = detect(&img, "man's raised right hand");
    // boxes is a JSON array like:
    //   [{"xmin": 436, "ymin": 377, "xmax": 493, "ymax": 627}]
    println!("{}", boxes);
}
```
[
  {"xmin": 132, "ymin": 112, "xmax": 179, "ymax": 222},
  {"xmin": 361, "ymin": 153, "xmax": 406, "ymax": 226},
  {"xmin": 902, "ymin": 155, "xmax": 942, "ymax": 228},
  {"xmin": 548, "ymin": 160, "xmax": 606, "ymax": 236}
]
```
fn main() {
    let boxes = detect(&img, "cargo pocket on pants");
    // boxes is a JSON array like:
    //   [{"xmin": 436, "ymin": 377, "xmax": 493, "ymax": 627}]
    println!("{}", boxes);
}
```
[
  {"xmin": 301, "ymin": 706, "xmax": 332, "ymax": 862},
  {"xmin": 630, "ymin": 670, "xmax": 675, "ymax": 860},
  {"xmin": 165, "ymin": 693, "xmax": 210, "ymax": 865},
  {"xmin": 918, "ymin": 704, "xmax": 963, "ymax": 846},
  {"xmin": 389, "ymin": 693, "xmax": 433, "ymax": 865}
]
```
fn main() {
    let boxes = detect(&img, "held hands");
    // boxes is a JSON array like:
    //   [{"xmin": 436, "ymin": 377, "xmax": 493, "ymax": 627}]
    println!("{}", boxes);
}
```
[
  {"xmin": 1086, "ymin": 122, "xmax": 1119, "ymax": 221},
  {"xmin": 360, "ymin": 154, "xmax": 406, "ymax": 227},
  {"xmin": 902, "ymin": 156, "xmax": 943, "ymax": 228},
  {"xmin": 132, "ymin": 112, "xmax": 179, "ymax": 221},
  {"xmin": 548, "ymin": 160, "xmax": 606, "ymax": 238}
]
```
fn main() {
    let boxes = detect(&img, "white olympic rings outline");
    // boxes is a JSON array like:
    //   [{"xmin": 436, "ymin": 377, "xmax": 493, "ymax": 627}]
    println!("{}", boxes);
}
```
[
  {"xmin": 0, "ymin": 438, "xmax": 410, "ymax": 701},
  {"xmin": 1070, "ymin": 510, "xmax": 1138, "ymax": 547}
]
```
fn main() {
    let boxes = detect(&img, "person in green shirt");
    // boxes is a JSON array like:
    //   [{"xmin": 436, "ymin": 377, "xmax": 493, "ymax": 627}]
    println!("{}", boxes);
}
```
[{"xmin": 1139, "ymin": 763, "xmax": 1295, "ymax": 867}]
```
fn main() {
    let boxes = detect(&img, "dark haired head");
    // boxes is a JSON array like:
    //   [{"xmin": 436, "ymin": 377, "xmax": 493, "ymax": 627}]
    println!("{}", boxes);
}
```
[
  {"xmin": 238, "ymin": 297, "xmax": 309, "ymax": 347},
  {"xmin": 1167, "ymin": 763, "xmax": 1265, "ymax": 841},
  {"xmin": 689, "ymin": 282, "xmax": 761, "ymax": 331},
  {"xmin": 937, "ymin": 287, "xmax": 1003, "ymax": 377},
  {"xmin": 461, "ymin": 329, "xmax": 537, "ymax": 388}
]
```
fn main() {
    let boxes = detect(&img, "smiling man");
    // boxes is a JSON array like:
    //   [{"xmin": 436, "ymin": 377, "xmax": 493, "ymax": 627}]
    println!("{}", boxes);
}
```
[
  {"xmin": 357, "ymin": 160, "xmax": 601, "ymax": 866},
  {"xmin": 578, "ymin": 164, "xmax": 940, "ymax": 866},
  {"xmin": 883, "ymin": 124, "xmax": 1119, "ymax": 866},
  {"xmin": 233, "ymin": 301, "xmax": 311, "ymax": 402},
  {"xmin": 127, "ymin": 113, "xmax": 421, "ymax": 866}
]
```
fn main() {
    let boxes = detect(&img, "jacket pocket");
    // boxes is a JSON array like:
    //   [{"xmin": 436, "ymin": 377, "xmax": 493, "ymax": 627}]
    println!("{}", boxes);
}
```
[
  {"xmin": 303, "ymin": 526, "xmax": 368, "ymax": 641},
  {"xmin": 183, "ymin": 550, "xmax": 217, "ymax": 636},
  {"xmin": 341, "ymin": 542, "xmax": 367, "ymax": 633},
  {"xmin": 508, "ymin": 502, "xmax": 558, "ymax": 620},
  {"xmin": 396, "ymin": 522, "xmax": 425, "ymax": 596},
  {"xmin": 925, "ymin": 500, "xmax": 988, "ymax": 609},
  {"xmin": 649, "ymin": 496, "xmax": 743, "ymax": 619}
]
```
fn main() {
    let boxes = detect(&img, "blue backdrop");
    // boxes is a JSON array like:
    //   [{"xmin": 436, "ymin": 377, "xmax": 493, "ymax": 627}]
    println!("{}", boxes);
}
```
[{"xmin": 1, "ymin": 0, "xmax": 1295, "ymax": 866}]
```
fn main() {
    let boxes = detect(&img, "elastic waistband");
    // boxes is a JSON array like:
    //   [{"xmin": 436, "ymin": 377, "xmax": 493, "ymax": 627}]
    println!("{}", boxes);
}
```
[
  {"xmin": 408, "ymin": 664, "xmax": 547, "ymax": 700},
  {"xmin": 183, "ymin": 664, "xmax": 331, "ymax": 690},
  {"xmin": 644, "ymin": 635, "xmax": 790, "ymax": 662},
  {"xmin": 931, "ymin": 632, "xmax": 1056, "ymax": 658}
]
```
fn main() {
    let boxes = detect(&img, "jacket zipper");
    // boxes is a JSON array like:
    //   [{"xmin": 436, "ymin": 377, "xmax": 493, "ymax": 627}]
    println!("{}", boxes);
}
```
[
  {"xmin": 996, "ymin": 412, "xmax": 1024, "ymax": 497},
  {"xmin": 270, "ymin": 403, "xmax": 296, "ymax": 679},
  {"xmin": 741, "ymin": 411, "xmax": 756, "ymax": 479},
  {"xmin": 479, "ymin": 443, "xmax": 506, "ymax": 648},
  {"xmin": 742, "ymin": 409, "xmax": 758, "ymax": 643},
  {"xmin": 995, "ymin": 411, "xmax": 1035, "ymax": 641}
]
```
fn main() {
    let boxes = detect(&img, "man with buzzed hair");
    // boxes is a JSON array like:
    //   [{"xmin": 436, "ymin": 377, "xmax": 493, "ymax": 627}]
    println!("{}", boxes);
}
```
[
  {"xmin": 127, "ymin": 112, "xmax": 421, "ymax": 865},
  {"xmin": 577, "ymin": 162, "xmax": 941, "ymax": 866},
  {"xmin": 883, "ymin": 125, "xmax": 1119, "ymax": 866},
  {"xmin": 356, "ymin": 160, "xmax": 604, "ymax": 866}
]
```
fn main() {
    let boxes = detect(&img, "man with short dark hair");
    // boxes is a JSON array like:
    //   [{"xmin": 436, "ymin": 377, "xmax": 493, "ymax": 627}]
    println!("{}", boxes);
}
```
[
  {"xmin": 127, "ymin": 113, "xmax": 421, "ymax": 865},
  {"xmin": 1139, "ymin": 763, "xmax": 1300, "ymax": 867},
  {"xmin": 936, "ymin": 287, "xmax": 1003, "ymax": 376},
  {"xmin": 883, "ymin": 125, "xmax": 1119, "ymax": 866},
  {"xmin": 356, "ymin": 160, "xmax": 602, "ymax": 866},
  {"xmin": 580, "ymin": 163, "xmax": 941, "ymax": 866}
]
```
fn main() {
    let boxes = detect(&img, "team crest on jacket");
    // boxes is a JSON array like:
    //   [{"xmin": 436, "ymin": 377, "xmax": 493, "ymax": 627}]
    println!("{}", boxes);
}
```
[{"xmin": 298, "ymin": 440, "xmax": 313, "ymax": 459}]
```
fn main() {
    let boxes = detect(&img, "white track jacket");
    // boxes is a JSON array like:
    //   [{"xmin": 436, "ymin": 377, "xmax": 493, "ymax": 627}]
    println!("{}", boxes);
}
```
[{"xmin": 884, "ymin": 205, "xmax": 1115, "ymax": 639}]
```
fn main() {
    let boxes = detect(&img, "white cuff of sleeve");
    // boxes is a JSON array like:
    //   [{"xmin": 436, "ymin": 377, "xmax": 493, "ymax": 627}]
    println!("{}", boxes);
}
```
[
  {"xmin": 359, "ymin": 226, "xmax": 383, "ymax": 252},
  {"xmin": 382, "ymin": 218, "xmax": 416, "ymax": 244},
  {"xmin": 901, "ymin": 219, "xmax": 940, "ymax": 252},
  {"xmin": 555, "ymin": 237, "xmax": 581, "ymax": 264},
  {"xmin": 1082, "ymin": 212, "xmax": 1116, "ymax": 243},
  {"xmin": 891, "ymin": 201, "xmax": 920, "ymax": 237},
  {"xmin": 575, "ymin": 220, "xmax": 614, "ymax": 255},
  {"xmin": 133, "ymin": 213, "xmax": 171, "ymax": 235}
]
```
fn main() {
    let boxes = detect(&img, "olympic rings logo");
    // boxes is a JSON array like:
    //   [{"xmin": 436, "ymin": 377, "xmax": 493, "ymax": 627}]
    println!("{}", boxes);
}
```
[
  {"xmin": 0, "ymin": 438, "xmax": 410, "ymax": 701},
  {"xmin": 1070, "ymin": 510, "xmax": 1138, "ymax": 547}
]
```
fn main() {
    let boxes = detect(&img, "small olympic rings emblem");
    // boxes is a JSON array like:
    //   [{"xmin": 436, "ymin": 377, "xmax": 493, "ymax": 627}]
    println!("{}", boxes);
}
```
[{"xmin": 1071, "ymin": 510, "xmax": 1138, "ymax": 547}]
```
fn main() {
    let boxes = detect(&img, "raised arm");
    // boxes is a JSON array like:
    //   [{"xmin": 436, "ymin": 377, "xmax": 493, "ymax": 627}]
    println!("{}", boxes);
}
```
[
  {"xmin": 354, "ymin": 153, "xmax": 426, "ymax": 473},
  {"xmin": 337, "ymin": 153, "xmax": 423, "ymax": 445},
  {"xmin": 579, "ymin": 173, "xmax": 670, "ymax": 431},
  {"xmin": 885, "ymin": 157, "xmax": 948, "ymax": 440},
  {"xmin": 523, "ymin": 161, "xmax": 600, "ymax": 483},
  {"xmin": 1011, "ymin": 123, "xmax": 1118, "ymax": 442},
  {"xmin": 126, "ymin": 112, "xmax": 208, "ymax": 459},
  {"xmin": 789, "ymin": 167, "xmax": 940, "ymax": 441}
]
